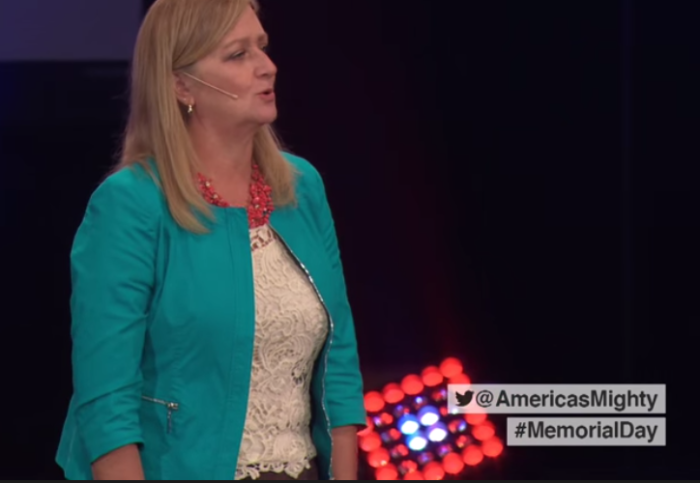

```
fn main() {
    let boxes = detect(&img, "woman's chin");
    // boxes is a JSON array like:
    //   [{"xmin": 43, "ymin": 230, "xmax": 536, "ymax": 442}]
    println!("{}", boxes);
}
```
[
  {"xmin": 249, "ymin": 104, "xmax": 277, "ymax": 124},
  {"xmin": 239, "ymin": 108, "xmax": 278, "ymax": 129}
]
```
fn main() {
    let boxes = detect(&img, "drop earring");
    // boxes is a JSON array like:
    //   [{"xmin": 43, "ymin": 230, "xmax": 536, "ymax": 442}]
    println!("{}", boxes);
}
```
[{"xmin": 187, "ymin": 104, "xmax": 194, "ymax": 114}]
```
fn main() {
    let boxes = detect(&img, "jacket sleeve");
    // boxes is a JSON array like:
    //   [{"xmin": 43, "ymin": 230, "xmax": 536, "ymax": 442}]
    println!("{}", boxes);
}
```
[
  {"xmin": 70, "ymin": 173, "xmax": 156, "ymax": 464},
  {"xmin": 312, "ymin": 169, "xmax": 368, "ymax": 429}
]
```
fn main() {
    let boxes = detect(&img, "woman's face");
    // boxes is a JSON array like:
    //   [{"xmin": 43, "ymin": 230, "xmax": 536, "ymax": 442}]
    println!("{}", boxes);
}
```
[{"xmin": 181, "ymin": 6, "xmax": 278, "ymax": 130}]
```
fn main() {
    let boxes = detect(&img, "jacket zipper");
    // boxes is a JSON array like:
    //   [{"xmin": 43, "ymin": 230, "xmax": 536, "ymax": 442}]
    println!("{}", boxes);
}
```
[
  {"xmin": 142, "ymin": 396, "xmax": 180, "ymax": 434},
  {"xmin": 269, "ymin": 225, "xmax": 334, "ymax": 477}
]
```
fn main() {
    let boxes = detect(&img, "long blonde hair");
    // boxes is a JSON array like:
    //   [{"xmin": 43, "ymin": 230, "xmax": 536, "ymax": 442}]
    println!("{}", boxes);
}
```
[{"xmin": 116, "ymin": 0, "xmax": 296, "ymax": 233}]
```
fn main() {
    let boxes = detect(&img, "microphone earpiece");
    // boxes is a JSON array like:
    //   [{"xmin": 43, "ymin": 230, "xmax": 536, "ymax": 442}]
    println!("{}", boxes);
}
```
[{"xmin": 182, "ymin": 72, "xmax": 239, "ymax": 100}]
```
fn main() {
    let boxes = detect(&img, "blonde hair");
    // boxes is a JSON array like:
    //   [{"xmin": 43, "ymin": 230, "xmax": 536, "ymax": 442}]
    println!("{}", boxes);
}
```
[{"xmin": 116, "ymin": 0, "xmax": 296, "ymax": 233}]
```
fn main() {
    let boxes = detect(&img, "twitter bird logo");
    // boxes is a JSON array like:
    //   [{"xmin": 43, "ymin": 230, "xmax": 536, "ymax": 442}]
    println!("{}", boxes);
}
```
[{"xmin": 455, "ymin": 390, "xmax": 474, "ymax": 407}]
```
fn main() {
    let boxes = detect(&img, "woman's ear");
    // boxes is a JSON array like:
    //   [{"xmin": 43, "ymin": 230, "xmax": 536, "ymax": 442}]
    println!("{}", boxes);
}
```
[{"xmin": 173, "ymin": 72, "xmax": 194, "ymax": 106}]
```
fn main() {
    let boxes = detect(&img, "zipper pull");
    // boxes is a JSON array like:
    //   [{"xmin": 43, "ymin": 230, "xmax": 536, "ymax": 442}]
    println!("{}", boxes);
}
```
[{"xmin": 166, "ymin": 402, "xmax": 179, "ymax": 434}]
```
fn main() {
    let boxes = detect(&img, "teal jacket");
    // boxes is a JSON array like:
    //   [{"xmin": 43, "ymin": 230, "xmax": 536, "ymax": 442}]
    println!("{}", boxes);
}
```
[{"xmin": 55, "ymin": 153, "xmax": 367, "ymax": 480}]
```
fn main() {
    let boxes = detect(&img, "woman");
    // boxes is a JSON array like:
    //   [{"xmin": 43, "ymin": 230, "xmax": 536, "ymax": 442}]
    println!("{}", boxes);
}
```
[{"xmin": 55, "ymin": 0, "xmax": 366, "ymax": 480}]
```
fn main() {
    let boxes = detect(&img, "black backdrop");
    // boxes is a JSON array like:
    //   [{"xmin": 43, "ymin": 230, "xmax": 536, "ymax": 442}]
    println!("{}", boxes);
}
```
[{"xmin": 1, "ymin": 0, "xmax": 697, "ymax": 479}]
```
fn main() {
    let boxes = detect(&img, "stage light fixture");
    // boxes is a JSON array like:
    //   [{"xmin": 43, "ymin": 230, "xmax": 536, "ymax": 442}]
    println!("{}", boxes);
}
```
[{"xmin": 359, "ymin": 357, "xmax": 504, "ymax": 480}]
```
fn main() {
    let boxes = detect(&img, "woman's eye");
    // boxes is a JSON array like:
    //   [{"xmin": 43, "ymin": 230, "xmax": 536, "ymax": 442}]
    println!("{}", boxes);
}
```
[{"xmin": 228, "ymin": 45, "xmax": 269, "ymax": 61}]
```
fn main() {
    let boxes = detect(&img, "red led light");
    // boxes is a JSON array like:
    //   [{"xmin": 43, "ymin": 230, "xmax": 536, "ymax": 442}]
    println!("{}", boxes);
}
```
[
  {"xmin": 449, "ymin": 373, "xmax": 471, "ymax": 386},
  {"xmin": 439, "ymin": 358, "xmax": 463, "ymax": 378},
  {"xmin": 359, "ymin": 431, "xmax": 382, "ymax": 452},
  {"xmin": 401, "ymin": 375, "xmax": 425, "ymax": 396},
  {"xmin": 365, "ymin": 391, "xmax": 385, "ymax": 413},
  {"xmin": 465, "ymin": 411, "xmax": 487, "ymax": 425},
  {"xmin": 423, "ymin": 462, "xmax": 445, "ymax": 480},
  {"xmin": 376, "ymin": 464, "xmax": 399, "ymax": 480},
  {"xmin": 368, "ymin": 448, "xmax": 391, "ymax": 468},
  {"xmin": 462, "ymin": 445, "xmax": 484, "ymax": 466},
  {"xmin": 421, "ymin": 366, "xmax": 444, "ymax": 387},
  {"xmin": 472, "ymin": 421, "xmax": 496, "ymax": 441},
  {"xmin": 482, "ymin": 436, "xmax": 504, "ymax": 457},
  {"xmin": 442, "ymin": 452, "xmax": 465, "ymax": 475}
]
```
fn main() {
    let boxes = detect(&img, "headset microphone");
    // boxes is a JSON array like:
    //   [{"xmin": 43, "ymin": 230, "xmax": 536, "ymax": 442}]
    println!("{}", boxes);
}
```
[{"xmin": 182, "ymin": 72, "xmax": 239, "ymax": 100}]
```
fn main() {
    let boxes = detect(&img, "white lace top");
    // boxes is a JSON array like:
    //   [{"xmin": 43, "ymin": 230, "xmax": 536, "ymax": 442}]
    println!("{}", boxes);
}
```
[{"xmin": 235, "ymin": 224, "xmax": 329, "ymax": 480}]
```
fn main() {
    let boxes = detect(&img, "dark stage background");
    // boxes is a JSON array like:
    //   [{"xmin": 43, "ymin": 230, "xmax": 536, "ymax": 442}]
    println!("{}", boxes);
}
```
[{"xmin": 0, "ymin": 0, "xmax": 697, "ymax": 479}]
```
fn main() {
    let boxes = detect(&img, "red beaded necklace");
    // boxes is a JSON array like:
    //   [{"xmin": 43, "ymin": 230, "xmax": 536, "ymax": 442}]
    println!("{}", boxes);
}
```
[{"xmin": 196, "ymin": 163, "xmax": 273, "ymax": 229}]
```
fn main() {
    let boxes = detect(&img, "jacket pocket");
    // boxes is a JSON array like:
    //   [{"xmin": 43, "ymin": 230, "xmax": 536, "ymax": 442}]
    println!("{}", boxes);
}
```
[{"xmin": 142, "ymin": 396, "xmax": 180, "ymax": 434}]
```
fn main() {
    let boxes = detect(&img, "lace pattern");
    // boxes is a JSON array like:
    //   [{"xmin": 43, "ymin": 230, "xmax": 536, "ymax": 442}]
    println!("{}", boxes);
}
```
[
  {"xmin": 250, "ymin": 223, "xmax": 275, "ymax": 251},
  {"xmin": 235, "ymin": 225, "xmax": 329, "ymax": 480}
]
